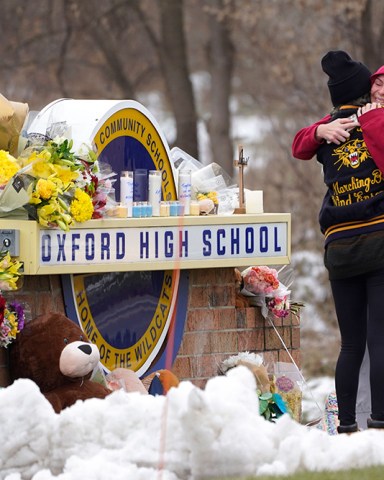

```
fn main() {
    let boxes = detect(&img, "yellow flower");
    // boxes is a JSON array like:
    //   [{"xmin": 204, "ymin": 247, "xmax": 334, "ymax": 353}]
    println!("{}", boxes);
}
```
[
  {"xmin": 35, "ymin": 197, "xmax": 73, "ymax": 231},
  {"xmin": 31, "ymin": 158, "xmax": 55, "ymax": 179},
  {"xmin": 207, "ymin": 191, "xmax": 218, "ymax": 204},
  {"xmin": 197, "ymin": 191, "xmax": 218, "ymax": 204},
  {"xmin": 36, "ymin": 178, "xmax": 58, "ymax": 200},
  {"xmin": 21, "ymin": 149, "xmax": 51, "ymax": 167},
  {"xmin": 8, "ymin": 313, "xmax": 18, "ymax": 336},
  {"xmin": 70, "ymin": 188, "xmax": 94, "ymax": 222},
  {"xmin": 0, "ymin": 150, "xmax": 20, "ymax": 187},
  {"xmin": 0, "ymin": 252, "xmax": 23, "ymax": 290},
  {"xmin": 53, "ymin": 164, "xmax": 79, "ymax": 185}
]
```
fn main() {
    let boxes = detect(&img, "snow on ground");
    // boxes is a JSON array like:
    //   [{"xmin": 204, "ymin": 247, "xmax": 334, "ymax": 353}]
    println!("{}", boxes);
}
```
[{"xmin": 1, "ymin": 367, "xmax": 383, "ymax": 480}]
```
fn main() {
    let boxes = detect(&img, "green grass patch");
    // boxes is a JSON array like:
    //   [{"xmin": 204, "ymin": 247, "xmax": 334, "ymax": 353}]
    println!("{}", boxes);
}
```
[{"xmin": 230, "ymin": 466, "xmax": 384, "ymax": 480}]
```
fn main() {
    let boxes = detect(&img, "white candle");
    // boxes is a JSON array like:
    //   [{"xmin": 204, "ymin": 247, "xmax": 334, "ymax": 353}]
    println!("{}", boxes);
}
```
[
  {"xmin": 120, "ymin": 171, "xmax": 133, "ymax": 217},
  {"xmin": 245, "ymin": 190, "xmax": 264, "ymax": 214}
]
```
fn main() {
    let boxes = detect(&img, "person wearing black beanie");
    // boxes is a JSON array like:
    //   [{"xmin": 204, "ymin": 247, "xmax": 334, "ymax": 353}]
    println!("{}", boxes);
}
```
[
  {"xmin": 292, "ymin": 54, "xmax": 384, "ymax": 434},
  {"xmin": 321, "ymin": 50, "xmax": 372, "ymax": 107}
]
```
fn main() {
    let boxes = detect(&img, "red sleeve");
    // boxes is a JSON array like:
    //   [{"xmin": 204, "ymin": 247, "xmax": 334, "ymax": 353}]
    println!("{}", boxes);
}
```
[
  {"xmin": 291, "ymin": 114, "xmax": 331, "ymax": 160},
  {"xmin": 359, "ymin": 109, "xmax": 384, "ymax": 174}
]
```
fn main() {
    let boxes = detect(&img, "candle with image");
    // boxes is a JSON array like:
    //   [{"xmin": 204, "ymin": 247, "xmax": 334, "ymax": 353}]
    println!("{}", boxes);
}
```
[
  {"xmin": 120, "ymin": 171, "xmax": 133, "ymax": 217},
  {"xmin": 178, "ymin": 170, "xmax": 191, "ymax": 215}
]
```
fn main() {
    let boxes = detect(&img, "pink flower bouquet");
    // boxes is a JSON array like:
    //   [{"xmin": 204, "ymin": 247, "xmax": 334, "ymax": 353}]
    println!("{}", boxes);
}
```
[{"xmin": 240, "ymin": 266, "xmax": 291, "ymax": 318}]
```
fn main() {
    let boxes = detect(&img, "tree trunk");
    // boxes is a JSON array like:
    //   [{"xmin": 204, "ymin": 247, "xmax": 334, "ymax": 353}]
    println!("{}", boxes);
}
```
[
  {"xmin": 206, "ymin": 0, "xmax": 234, "ymax": 175},
  {"xmin": 159, "ymin": 0, "xmax": 199, "ymax": 158},
  {"xmin": 361, "ymin": 0, "xmax": 384, "ymax": 71}
]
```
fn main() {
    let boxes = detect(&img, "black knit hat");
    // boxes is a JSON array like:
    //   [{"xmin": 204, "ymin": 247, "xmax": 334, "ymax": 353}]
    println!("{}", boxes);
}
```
[{"xmin": 321, "ymin": 50, "xmax": 372, "ymax": 106}]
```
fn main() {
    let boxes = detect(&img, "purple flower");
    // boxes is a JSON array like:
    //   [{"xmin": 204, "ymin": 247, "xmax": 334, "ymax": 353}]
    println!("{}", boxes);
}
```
[{"xmin": 9, "ymin": 301, "xmax": 25, "ymax": 331}]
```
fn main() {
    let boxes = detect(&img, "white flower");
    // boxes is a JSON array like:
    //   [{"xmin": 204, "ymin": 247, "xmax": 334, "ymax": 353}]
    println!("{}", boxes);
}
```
[{"xmin": 221, "ymin": 351, "xmax": 263, "ymax": 373}]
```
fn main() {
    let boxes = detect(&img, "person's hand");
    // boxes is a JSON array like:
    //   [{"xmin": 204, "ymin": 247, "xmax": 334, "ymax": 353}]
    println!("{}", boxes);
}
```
[
  {"xmin": 315, "ymin": 117, "xmax": 359, "ymax": 145},
  {"xmin": 357, "ymin": 102, "xmax": 382, "ymax": 117}
]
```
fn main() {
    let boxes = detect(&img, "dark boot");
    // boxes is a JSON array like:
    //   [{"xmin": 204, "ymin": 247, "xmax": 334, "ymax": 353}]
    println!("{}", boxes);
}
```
[
  {"xmin": 367, "ymin": 418, "xmax": 384, "ymax": 429},
  {"xmin": 337, "ymin": 422, "xmax": 358, "ymax": 434}
]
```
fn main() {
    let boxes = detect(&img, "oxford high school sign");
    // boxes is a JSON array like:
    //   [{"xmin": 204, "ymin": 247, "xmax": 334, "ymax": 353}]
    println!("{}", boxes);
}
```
[{"xmin": 39, "ymin": 218, "xmax": 288, "ymax": 269}]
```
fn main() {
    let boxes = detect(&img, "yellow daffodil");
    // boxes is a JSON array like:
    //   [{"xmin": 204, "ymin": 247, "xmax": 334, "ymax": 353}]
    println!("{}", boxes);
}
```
[
  {"xmin": 53, "ymin": 164, "xmax": 79, "ymax": 184},
  {"xmin": 21, "ymin": 149, "xmax": 51, "ymax": 167},
  {"xmin": 31, "ymin": 158, "xmax": 56, "ymax": 179}
]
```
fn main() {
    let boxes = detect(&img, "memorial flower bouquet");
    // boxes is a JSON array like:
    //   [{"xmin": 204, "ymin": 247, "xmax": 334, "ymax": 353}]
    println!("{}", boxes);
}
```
[
  {"xmin": 0, "ymin": 294, "xmax": 25, "ymax": 348},
  {"xmin": 18, "ymin": 137, "xmax": 108, "ymax": 231},
  {"xmin": 239, "ymin": 265, "xmax": 291, "ymax": 319}
]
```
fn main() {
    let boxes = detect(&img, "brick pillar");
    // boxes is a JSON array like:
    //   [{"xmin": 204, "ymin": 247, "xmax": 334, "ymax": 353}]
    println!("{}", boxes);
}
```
[
  {"xmin": 3, "ymin": 275, "xmax": 65, "ymax": 320},
  {"xmin": 172, "ymin": 267, "xmax": 301, "ymax": 388}
]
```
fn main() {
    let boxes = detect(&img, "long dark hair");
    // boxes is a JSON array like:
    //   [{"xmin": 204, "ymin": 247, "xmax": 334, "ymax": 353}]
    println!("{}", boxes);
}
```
[{"xmin": 330, "ymin": 92, "xmax": 371, "ymax": 116}]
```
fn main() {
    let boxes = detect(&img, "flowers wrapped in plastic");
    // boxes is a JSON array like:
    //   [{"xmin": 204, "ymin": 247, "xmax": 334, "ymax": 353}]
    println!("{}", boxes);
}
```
[
  {"xmin": 239, "ymin": 265, "xmax": 291, "ymax": 319},
  {"xmin": 0, "ymin": 150, "xmax": 30, "ymax": 217},
  {"xmin": 17, "ymin": 138, "xmax": 95, "ymax": 231},
  {"xmin": 0, "ymin": 295, "xmax": 25, "ymax": 348},
  {"xmin": 6, "ymin": 134, "xmax": 117, "ymax": 231},
  {"xmin": 272, "ymin": 361, "xmax": 303, "ymax": 423}
]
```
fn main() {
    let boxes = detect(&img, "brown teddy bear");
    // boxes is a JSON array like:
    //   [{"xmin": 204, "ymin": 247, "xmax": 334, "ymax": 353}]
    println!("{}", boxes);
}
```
[{"xmin": 9, "ymin": 311, "xmax": 111, "ymax": 413}]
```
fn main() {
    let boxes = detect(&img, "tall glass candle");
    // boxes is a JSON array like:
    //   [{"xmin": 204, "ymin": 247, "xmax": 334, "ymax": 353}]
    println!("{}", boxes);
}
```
[
  {"xmin": 133, "ymin": 169, "xmax": 148, "ymax": 202},
  {"xmin": 178, "ymin": 170, "xmax": 192, "ymax": 215},
  {"xmin": 148, "ymin": 170, "xmax": 162, "ymax": 216},
  {"xmin": 120, "ymin": 171, "xmax": 133, "ymax": 217}
]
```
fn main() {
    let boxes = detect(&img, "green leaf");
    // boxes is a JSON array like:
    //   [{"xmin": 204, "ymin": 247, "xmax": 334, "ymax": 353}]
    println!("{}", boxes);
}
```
[
  {"xmin": 259, "ymin": 399, "xmax": 269, "ymax": 414},
  {"xmin": 259, "ymin": 392, "xmax": 273, "ymax": 401}
]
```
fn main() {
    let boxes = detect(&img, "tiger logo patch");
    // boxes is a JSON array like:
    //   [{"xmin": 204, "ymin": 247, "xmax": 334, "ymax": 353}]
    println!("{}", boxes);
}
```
[{"xmin": 332, "ymin": 138, "xmax": 370, "ymax": 170}]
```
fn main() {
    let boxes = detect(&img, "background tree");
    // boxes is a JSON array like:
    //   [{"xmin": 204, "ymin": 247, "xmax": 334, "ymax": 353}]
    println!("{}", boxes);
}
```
[{"xmin": 1, "ymin": 0, "xmax": 383, "ymax": 377}]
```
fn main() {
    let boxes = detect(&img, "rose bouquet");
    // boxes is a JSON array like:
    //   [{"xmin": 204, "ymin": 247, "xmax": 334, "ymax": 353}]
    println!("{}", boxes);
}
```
[
  {"xmin": 241, "ymin": 265, "xmax": 280, "ymax": 295},
  {"xmin": 0, "ymin": 295, "xmax": 25, "ymax": 348},
  {"xmin": 239, "ymin": 265, "xmax": 291, "ymax": 318}
]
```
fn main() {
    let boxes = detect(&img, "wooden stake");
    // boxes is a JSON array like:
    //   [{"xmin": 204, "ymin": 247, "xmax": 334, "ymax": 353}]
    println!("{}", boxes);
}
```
[{"xmin": 233, "ymin": 144, "xmax": 248, "ymax": 214}]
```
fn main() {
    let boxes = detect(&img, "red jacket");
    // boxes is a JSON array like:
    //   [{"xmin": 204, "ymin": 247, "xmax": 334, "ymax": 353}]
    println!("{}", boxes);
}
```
[{"xmin": 292, "ymin": 65, "xmax": 384, "ymax": 173}]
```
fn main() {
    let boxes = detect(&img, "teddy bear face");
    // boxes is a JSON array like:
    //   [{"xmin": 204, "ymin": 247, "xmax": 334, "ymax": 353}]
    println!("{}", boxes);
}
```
[
  {"xmin": 60, "ymin": 340, "xmax": 100, "ymax": 377},
  {"xmin": 9, "ymin": 312, "xmax": 97, "ymax": 392}
]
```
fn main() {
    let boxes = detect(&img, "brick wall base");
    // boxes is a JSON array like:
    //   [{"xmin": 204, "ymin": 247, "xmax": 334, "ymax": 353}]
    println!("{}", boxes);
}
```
[
  {"xmin": 172, "ymin": 268, "xmax": 300, "ymax": 388},
  {"xmin": 0, "ymin": 269, "xmax": 300, "ymax": 390}
]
